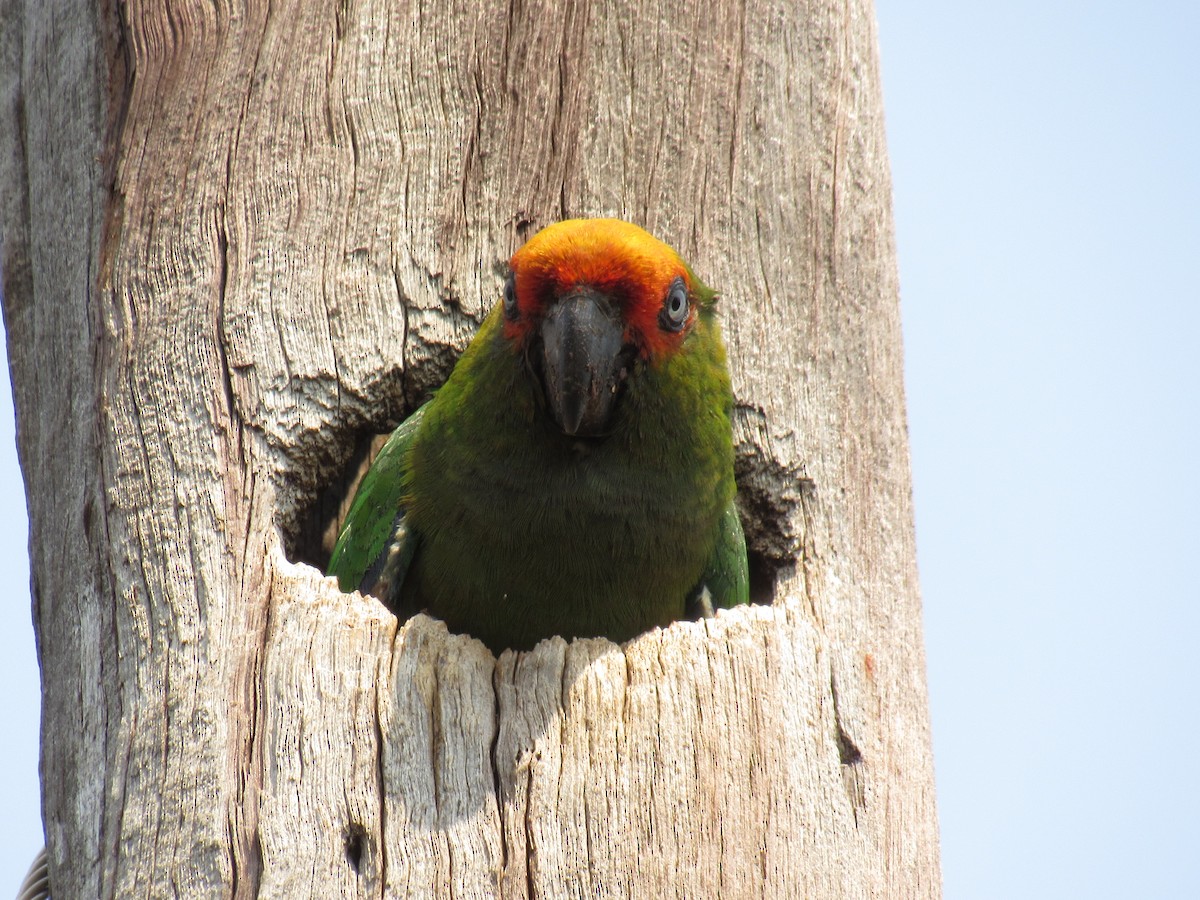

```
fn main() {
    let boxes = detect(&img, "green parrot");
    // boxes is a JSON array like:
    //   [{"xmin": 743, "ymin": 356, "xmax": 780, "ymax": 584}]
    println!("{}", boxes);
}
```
[{"xmin": 328, "ymin": 218, "xmax": 748, "ymax": 652}]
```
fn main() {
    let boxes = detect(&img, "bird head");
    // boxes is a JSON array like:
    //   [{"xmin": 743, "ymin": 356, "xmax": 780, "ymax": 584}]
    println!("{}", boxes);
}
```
[{"xmin": 502, "ymin": 218, "xmax": 711, "ymax": 437}]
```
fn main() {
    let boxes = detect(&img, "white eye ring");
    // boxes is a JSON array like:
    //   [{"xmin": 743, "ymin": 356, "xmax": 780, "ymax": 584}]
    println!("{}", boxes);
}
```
[
  {"xmin": 660, "ymin": 278, "xmax": 689, "ymax": 331},
  {"xmin": 503, "ymin": 273, "xmax": 518, "ymax": 318}
]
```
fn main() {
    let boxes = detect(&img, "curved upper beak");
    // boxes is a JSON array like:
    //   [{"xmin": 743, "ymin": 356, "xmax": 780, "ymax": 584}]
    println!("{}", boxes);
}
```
[{"xmin": 539, "ymin": 287, "xmax": 628, "ymax": 437}]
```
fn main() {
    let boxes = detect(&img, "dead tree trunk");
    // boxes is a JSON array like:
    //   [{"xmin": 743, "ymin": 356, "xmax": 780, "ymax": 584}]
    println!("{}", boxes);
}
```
[{"xmin": 0, "ymin": 0, "xmax": 939, "ymax": 896}]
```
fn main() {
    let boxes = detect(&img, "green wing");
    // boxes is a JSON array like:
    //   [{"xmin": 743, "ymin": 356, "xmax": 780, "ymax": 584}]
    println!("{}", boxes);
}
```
[
  {"xmin": 327, "ymin": 405, "xmax": 427, "ymax": 602},
  {"xmin": 689, "ymin": 500, "xmax": 750, "ymax": 617}
]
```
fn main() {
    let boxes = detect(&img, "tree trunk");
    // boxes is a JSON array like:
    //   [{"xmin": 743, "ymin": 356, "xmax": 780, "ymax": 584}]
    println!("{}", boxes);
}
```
[{"xmin": 0, "ymin": 0, "xmax": 939, "ymax": 896}]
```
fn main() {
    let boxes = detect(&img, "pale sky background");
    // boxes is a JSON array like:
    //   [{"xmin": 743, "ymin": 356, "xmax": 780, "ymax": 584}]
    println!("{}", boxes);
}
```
[{"xmin": 3, "ymin": 1, "xmax": 1198, "ymax": 895}]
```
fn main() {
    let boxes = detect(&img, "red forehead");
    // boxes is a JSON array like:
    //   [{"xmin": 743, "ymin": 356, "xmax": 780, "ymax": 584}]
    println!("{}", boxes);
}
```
[{"xmin": 505, "ymin": 219, "xmax": 692, "ymax": 357}]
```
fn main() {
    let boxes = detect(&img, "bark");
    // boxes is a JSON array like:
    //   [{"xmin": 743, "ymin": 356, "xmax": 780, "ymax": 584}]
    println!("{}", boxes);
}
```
[{"xmin": 0, "ymin": 0, "xmax": 939, "ymax": 897}]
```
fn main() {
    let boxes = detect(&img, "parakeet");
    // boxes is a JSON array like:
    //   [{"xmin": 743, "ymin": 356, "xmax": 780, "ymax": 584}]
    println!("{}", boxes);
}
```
[{"xmin": 328, "ymin": 218, "xmax": 748, "ymax": 652}]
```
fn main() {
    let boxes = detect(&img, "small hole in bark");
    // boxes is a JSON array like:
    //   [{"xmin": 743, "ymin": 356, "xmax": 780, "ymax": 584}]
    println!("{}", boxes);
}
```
[
  {"xmin": 837, "ymin": 726, "xmax": 863, "ymax": 766},
  {"xmin": 343, "ymin": 823, "xmax": 367, "ymax": 871}
]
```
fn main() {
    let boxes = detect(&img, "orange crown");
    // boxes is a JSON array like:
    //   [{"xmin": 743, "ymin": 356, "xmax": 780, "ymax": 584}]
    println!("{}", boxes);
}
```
[{"xmin": 506, "ymin": 219, "xmax": 698, "ymax": 359}]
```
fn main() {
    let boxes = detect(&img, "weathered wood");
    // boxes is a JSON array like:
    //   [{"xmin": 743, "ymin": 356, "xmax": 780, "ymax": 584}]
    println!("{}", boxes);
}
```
[{"xmin": 0, "ymin": 0, "xmax": 939, "ymax": 897}]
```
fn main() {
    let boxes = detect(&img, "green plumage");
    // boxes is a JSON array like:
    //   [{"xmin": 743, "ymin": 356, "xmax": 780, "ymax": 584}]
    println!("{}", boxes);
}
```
[{"xmin": 328, "ymin": 224, "xmax": 748, "ymax": 652}]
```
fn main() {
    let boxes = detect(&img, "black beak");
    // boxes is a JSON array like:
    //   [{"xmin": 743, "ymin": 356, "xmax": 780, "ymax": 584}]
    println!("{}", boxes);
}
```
[{"xmin": 539, "ymin": 287, "xmax": 629, "ymax": 437}]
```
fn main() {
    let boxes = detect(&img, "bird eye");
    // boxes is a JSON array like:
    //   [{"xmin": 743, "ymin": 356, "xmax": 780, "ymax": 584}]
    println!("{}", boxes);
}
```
[
  {"xmin": 503, "ymin": 272, "xmax": 518, "ymax": 319},
  {"xmin": 659, "ymin": 278, "xmax": 689, "ymax": 332}
]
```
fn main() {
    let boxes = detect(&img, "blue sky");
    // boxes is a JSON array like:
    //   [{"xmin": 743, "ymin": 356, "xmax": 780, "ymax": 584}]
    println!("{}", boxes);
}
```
[
  {"xmin": 877, "ymin": 1, "xmax": 1199, "ymax": 896},
  {"xmin": 4, "ymin": 2, "xmax": 1199, "ymax": 894}
]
